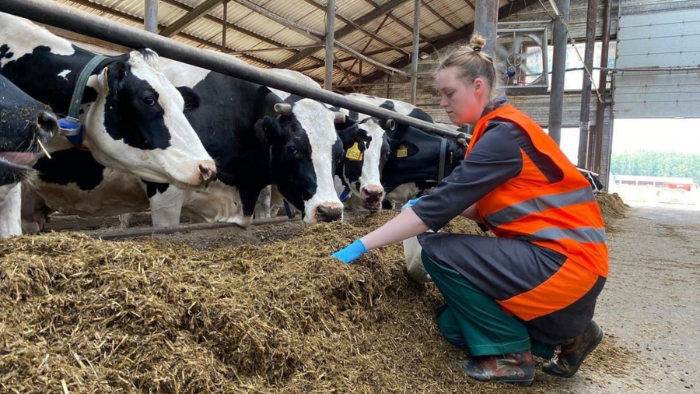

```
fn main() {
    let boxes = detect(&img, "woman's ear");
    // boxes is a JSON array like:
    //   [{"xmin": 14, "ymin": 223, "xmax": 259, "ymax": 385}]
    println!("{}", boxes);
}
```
[{"xmin": 473, "ymin": 78, "xmax": 484, "ymax": 93}]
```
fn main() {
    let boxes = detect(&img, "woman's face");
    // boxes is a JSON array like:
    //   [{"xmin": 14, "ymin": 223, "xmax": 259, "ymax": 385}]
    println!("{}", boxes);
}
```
[{"xmin": 436, "ymin": 66, "xmax": 489, "ymax": 126}]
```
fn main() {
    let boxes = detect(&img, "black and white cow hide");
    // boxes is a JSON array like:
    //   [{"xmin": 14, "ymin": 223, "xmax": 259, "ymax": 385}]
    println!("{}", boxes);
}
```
[
  {"xmin": 0, "ymin": 73, "xmax": 58, "ymax": 238},
  {"xmin": 0, "ymin": 12, "xmax": 216, "ymax": 188},
  {"xmin": 21, "ymin": 57, "xmax": 349, "ymax": 229}
]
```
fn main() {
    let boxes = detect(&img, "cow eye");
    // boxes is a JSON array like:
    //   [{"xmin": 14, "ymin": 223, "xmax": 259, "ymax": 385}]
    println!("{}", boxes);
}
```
[
  {"xmin": 142, "ymin": 97, "xmax": 156, "ymax": 106},
  {"xmin": 286, "ymin": 146, "xmax": 298, "ymax": 155}
]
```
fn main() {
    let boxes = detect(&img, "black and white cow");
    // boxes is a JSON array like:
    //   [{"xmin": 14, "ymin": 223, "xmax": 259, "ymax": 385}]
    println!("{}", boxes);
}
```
[
  {"xmin": 343, "ymin": 93, "xmax": 467, "ymax": 207},
  {"xmin": 0, "ymin": 13, "xmax": 216, "ymax": 187},
  {"xmin": 0, "ymin": 74, "xmax": 58, "ymax": 237},
  {"xmin": 22, "ymin": 57, "xmax": 349, "ymax": 228},
  {"xmin": 264, "ymin": 69, "xmax": 388, "ymax": 212}
]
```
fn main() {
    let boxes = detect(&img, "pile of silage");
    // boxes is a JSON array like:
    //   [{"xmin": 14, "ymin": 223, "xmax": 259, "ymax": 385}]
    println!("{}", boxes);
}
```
[
  {"xmin": 0, "ymin": 214, "xmax": 548, "ymax": 394},
  {"xmin": 595, "ymin": 192, "xmax": 630, "ymax": 222}
]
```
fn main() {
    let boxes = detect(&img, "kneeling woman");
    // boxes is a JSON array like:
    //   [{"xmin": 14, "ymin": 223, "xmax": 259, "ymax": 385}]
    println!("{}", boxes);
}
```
[{"xmin": 332, "ymin": 35, "xmax": 608, "ymax": 387}]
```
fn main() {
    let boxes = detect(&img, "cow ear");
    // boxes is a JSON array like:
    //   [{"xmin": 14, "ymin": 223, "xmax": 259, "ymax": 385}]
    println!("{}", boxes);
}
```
[
  {"xmin": 176, "ymin": 86, "xmax": 200, "ymax": 112},
  {"xmin": 254, "ymin": 116, "xmax": 283, "ymax": 146},
  {"xmin": 337, "ymin": 123, "xmax": 372, "ymax": 151},
  {"xmin": 101, "ymin": 61, "xmax": 129, "ymax": 99}
]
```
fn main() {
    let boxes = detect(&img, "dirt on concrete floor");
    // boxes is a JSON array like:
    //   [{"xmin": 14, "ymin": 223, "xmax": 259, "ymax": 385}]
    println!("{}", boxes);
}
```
[{"xmin": 37, "ymin": 203, "xmax": 700, "ymax": 393}]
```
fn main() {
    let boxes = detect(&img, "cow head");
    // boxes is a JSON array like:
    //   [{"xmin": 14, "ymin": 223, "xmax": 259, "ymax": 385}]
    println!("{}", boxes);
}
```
[
  {"xmin": 336, "ymin": 116, "xmax": 390, "ymax": 211},
  {"xmin": 255, "ymin": 98, "xmax": 344, "ymax": 224},
  {"xmin": 382, "ymin": 125, "xmax": 466, "ymax": 197},
  {"xmin": 82, "ymin": 50, "xmax": 216, "ymax": 187},
  {"xmin": 0, "ymin": 74, "xmax": 58, "ymax": 186}
]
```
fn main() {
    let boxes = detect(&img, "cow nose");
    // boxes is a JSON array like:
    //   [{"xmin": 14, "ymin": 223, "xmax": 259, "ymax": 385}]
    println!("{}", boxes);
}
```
[
  {"xmin": 316, "ymin": 203, "xmax": 343, "ymax": 222},
  {"xmin": 199, "ymin": 163, "xmax": 217, "ymax": 187},
  {"xmin": 361, "ymin": 185, "xmax": 385, "ymax": 201},
  {"xmin": 34, "ymin": 109, "xmax": 59, "ymax": 140}
]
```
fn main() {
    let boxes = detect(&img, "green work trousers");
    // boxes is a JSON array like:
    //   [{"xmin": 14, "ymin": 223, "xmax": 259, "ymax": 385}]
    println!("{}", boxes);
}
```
[{"xmin": 422, "ymin": 251, "xmax": 556, "ymax": 359}]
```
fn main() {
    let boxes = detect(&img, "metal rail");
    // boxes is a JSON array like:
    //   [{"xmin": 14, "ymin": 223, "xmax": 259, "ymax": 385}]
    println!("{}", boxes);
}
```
[
  {"xmin": 0, "ymin": 0, "xmax": 469, "ymax": 144},
  {"xmin": 91, "ymin": 217, "xmax": 302, "ymax": 240}
]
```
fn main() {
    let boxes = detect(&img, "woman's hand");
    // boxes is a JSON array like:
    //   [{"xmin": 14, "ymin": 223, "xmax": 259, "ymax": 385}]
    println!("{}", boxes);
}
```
[{"xmin": 332, "ymin": 239, "xmax": 369, "ymax": 264}]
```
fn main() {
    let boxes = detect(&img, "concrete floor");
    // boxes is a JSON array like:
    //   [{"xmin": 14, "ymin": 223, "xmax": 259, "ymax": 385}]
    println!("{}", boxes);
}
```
[{"xmin": 547, "ymin": 203, "xmax": 700, "ymax": 393}]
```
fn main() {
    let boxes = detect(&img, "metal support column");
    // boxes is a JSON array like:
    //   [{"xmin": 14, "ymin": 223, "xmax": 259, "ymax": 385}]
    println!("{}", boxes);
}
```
[
  {"xmin": 473, "ymin": 0, "xmax": 498, "ymax": 58},
  {"xmin": 593, "ymin": 0, "xmax": 612, "ymax": 174},
  {"xmin": 144, "ymin": 0, "xmax": 158, "ymax": 33},
  {"xmin": 221, "ymin": 0, "xmax": 227, "ymax": 51},
  {"xmin": 548, "ymin": 0, "xmax": 570, "ymax": 146},
  {"xmin": 578, "ymin": 0, "xmax": 597, "ymax": 168},
  {"xmin": 410, "ymin": 0, "xmax": 421, "ymax": 104},
  {"xmin": 324, "ymin": 0, "xmax": 336, "ymax": 91}
]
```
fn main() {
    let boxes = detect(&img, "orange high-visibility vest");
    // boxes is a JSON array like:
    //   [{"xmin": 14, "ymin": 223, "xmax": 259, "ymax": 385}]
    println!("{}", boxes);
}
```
[{"xmin": 467, "ymin": 104, "xmax": 609, "ymax": 278}]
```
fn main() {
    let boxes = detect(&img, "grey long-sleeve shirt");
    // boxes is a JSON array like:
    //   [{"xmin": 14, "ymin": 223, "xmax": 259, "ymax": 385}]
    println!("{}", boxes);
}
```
[{"xmin": 411, "ymin": 120, "xmax": 525, "ymax": 231}]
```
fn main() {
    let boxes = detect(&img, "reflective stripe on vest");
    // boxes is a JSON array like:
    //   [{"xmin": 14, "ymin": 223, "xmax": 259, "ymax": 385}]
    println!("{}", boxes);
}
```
[
  {"xmin": 517, "ymin": 226, "xmax": 606, "ymax": 244},
  {"xmin": 484, "ymin": 186, "xmax": 595, "ymax": 228}
]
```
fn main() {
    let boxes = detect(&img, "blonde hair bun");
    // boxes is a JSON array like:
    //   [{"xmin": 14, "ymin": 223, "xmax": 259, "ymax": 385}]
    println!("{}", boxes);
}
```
[{"xmin": 469, "ymin": 34, "xmax": 486, "ymax": 52}]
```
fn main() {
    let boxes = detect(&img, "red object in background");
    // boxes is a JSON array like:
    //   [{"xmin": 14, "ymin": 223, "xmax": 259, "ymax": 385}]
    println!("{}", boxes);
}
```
[{"xmin": 666, "ymin": 183, "xmax": 692, "ymax": 192}]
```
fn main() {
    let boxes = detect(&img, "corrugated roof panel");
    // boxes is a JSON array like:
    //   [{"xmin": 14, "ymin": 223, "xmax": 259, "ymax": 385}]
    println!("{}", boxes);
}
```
[
  {"xmin": 426, "ymin": 0, "xmax": 470, "ymax": 28},
  {"xmin": 336, "ymin": 0, "xmax": 377, "ymax": 21}
]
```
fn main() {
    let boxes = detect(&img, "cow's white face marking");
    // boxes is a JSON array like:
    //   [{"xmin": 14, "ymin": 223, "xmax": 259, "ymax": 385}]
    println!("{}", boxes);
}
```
[
  {"xmin": 0, "ymin": 14, "xmax": 75, "ymax": 68},
  {"xmin": 356, "ymin": 120, "xmax": 385, "ymax": 193},
  {"xmin": 292, "ymin": 99, "xmax": 343, "ymax": 223},
  {"xmin": 85, "ymin": 50, "xmax": 215, "ymax": 186}
]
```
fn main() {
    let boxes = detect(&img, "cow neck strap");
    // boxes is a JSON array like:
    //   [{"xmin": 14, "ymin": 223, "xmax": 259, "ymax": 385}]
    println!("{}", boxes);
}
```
[
  {"xmin": 62, "ymin": 54, "xmax": 107, "ymax": 147},
  {"xmin": 438, "ymin": 138, "xmax": 447, "ymax": 182}
]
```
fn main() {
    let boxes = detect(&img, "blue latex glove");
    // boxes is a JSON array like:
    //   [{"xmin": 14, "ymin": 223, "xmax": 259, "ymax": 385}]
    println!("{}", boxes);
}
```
[
  {"xmin": 332, "ymin": 239, "xmax": 368, "ymax": 264},
  {"xmin": 401, "ymin": 196, "xmax": 423, "ymax": 211}
]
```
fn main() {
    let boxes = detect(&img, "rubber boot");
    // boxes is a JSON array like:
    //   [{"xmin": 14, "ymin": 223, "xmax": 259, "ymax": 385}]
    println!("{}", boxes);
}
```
[
  {"xmin": 455, "ymin": 349, "xmax": 535, "ymax": 387},
  {"xmin": 542, "ymin": 320, "xmax": 604, "ymax": 378}
]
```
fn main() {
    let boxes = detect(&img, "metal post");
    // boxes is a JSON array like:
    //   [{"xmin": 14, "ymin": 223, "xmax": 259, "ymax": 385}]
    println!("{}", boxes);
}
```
[
  {"xmin": 358, "ymin": 60, "xmax": 363, "ymax": 94},
  {"xmin": 221, "ymin": 0, "xmax": 227, "ymax": 52},
  {"xmin": 410, "ymin": 0, "xmax": 421, "ymax": 104},
  {"xmin": 144, "ymin": 0, "xmax": 158, "ymax": 33},
  {"xmin": 578, "ymin": 0, "xmax": 597, "ymax": 168},
  {"xmin": 548, "ymin": 0, "xmax": 570, "ymax": 146},
  {"xmin": 324, "ymin": 0, "xmax": 336, "ymax": 91},
  {"xmin": 473, "ymin": 0, "xmax": 499, "ymax": 58},
  {"xmin": 593, "ymin": 0, "xmax": 612, "ymax": 174}
]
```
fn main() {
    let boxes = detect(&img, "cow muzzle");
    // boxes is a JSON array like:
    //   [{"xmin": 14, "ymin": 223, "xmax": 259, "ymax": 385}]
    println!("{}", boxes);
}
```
[
  {"xmin": 315, "ymin": 202, "xmax": 343, "ymax": 222},
  {"xmin": 361, "ymin": 185, "xmax": 384, "ymax": 211},
  {"xmin": 33, "ymin": 109, "xmax": 59, "ymax": 141}
]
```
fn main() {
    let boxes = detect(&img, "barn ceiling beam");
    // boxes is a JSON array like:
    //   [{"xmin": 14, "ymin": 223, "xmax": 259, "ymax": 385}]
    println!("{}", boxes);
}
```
[
  {"xmin": 338, "ymin": 13, "xmax": 392, "ymax": 86},
  {"xmin": 231, "ymin": 0, "xmax": 406, "ymax": 77},
  {"xmin": 358, "ymin": 0, "xmax": 433, "ymax": 47},
  {"xmin": 301, "ymin": 0, "xmax": 409, "ymax": 56},
  {"xmin": 422, "ymin": 1, "xmax": 458, "ymax": 31},
  {"xmin": 232, "ymin": 0, "xmax": 323, "ymax": 41},
  {"xmin": 463, "ymin": 0, "xmax": 476, "ymax": 11},
  {"xmin": 355, "ymin": 0, "xmax": 531, "ymax": 89},
  {"xmin": 61, "ymin": 0, "xmax": 284, "ymax": 70},
  {"xmin": 159, "ymin": 0, "xmax": 340, "ymax": 74},
  {"xmin": 159, "ymin": 0, "xmax": 222, "ymax": 37},
  {"xmin": 278, "ymin": 0, "xmax": 411, "ymax": 68}
]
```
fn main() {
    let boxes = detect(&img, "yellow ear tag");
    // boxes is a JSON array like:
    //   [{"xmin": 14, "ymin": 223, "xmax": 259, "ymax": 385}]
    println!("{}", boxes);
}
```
[
  {"xmin": 397, "ymin": 145, "xmax": 408, "ymax": 158},
  {"xmin": 345, "ymin": 142, "xmax": 363, "ymax": 161},
  {"xmin": 103, "ymin": 67, "xmax": 110, "ymax": 95}
]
